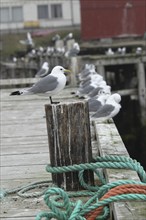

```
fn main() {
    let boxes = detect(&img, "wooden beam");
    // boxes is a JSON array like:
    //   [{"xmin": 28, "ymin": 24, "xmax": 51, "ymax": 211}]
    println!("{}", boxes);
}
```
[
  {"xmin": 0, "ymin": 78, "xmax": 38, "ymax": 87},
  {"xmin": 79, "ymin": 54, "xmax": 146, "ymax": 66},
  {"xmin": 94, "ymin": 120, "xmax": 146, "ymax": 219},
  {"xmin": 45, "ymin": 101, "xmax": 94, "ymax": 191}
]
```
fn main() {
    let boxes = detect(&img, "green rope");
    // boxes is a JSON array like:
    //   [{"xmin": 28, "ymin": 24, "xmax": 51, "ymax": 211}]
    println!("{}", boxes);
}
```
[
  {"xmin": 0, "ymin": 180, "xmax": 55, "ymax": 199},
  {"xmin": 46, "ymin": 156, "xmax": 146, "ymax": 183},
  {"xmin": 1, "ymin": 155, "xmax": 146, "ymax": 220},
  {"xmin": 35, "ymin": 156, "xmax": 146, "ymax": 220}
]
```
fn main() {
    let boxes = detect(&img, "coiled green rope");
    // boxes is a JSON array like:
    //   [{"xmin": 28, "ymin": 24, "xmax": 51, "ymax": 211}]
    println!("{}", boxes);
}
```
[
  {"xmin": 35, "ymin": 156, "xmax": 146, "ymax": 220},
  {"xmin": 1, "ymin": 155, "xmax": 146, "ymax": 219}
]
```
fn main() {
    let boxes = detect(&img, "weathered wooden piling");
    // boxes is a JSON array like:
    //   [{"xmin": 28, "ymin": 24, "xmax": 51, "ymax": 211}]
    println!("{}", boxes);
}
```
[
  {"xmin": 137, "ymin": 61, "xmax": 146, "ymax": 125},
  {"xmin": 45, "ymin": 101, "xmax": 94, "ymax": 191}
]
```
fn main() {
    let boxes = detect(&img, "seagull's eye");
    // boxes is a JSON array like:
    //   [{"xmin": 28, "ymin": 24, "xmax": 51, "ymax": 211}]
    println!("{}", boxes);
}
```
[{"xmin": 60, "ymin": 68, "xmax": 63, "ymax": 71}]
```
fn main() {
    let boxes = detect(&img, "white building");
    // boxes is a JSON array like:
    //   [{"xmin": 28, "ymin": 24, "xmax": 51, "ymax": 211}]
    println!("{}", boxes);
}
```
[{"xmin": 0, "ymin": 0, "xmax": 81, "ymax": 31}]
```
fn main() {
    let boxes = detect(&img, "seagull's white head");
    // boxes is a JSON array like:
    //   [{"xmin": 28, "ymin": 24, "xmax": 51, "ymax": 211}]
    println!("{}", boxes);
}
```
[
  {"xmin": 42, "ymin": 62, "xmax": 49, "ymax": 68},
  {"xmin": 112, "ymin": 93, "xmax": 121, "ymax": 103},
  {"xmin": 51, "ymin": 66, "xmax": 71, "ymax": 75}
]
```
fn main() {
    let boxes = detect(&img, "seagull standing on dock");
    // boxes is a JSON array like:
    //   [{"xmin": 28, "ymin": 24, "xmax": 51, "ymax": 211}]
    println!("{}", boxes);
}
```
[
  {"xmin": 35, "ymin": 62, "xmax": 49, "ymax": 78},
  {"xmin": 88, "ymin": 93, "xmax": 109, "ymax": 112},
  {"xmin": 10, "ymin": 66, "xmax": 70, "ymax": 104},
  {"xmin": 91, "ymin": 93, "xmax": 121, "ymax": 120}
]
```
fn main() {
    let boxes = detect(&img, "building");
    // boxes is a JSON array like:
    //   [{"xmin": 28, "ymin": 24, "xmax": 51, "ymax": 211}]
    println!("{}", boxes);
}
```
[
  {"xmin": 0, "ymin": 0, "xmax": 81, "ymax": 31},
  {"xmin": 80, "ymin": 0, "xmax": 146, "ymax": 40}
]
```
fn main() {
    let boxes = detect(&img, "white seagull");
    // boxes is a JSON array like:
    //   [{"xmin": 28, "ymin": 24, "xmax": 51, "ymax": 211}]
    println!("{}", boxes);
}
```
[
  {"xmin": 10, "ymin": 66, "xmax": 70, "ymax": 104},
  {"xmin": 91, "ymin": 93, "xmax": 121, "ymax": 120},
  {"xmin": 65, "ymin": 42, "xmax": 80, "ymax": 57},
  {"xmin": 35, "ymin": 62, "xmax": 49, "ymax": 78},
  {"xmin": 19, "ymin": 32, "xmax": 34, "ymax": 47},
  {"xmin": 88, "ymin": 93, "xmax": 109, "ymax": 112}
]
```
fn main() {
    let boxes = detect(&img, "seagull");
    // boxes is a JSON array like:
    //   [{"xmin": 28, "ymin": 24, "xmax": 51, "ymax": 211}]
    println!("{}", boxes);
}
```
[
  {"xmin": 10, "ymin": 66, "xmax": 70, "ymax": 104},
  {"xmin": 19, "ymin": 32, "xmax": 34, "ymax": 47},
  {"xmin": 136, "ymin": 47, "xmax": 142, "ymax": 54},
  {"xmin": 87, "ymin": 84, "xmax": 111, "ymax": 98},
  {"xmin": 63, "ymin": 32, "xmax": 73, "ymax": 43},
  {"xmin": 88, "ymin": 93, "xmax": 109, "ymax": 112},
  {"xmin": 106, "ymin": 48, "xmax": 114, "ymax": 55},
  {"xmin": 91, "ymin": 93, "xmax": 121, "ymax": 120},
  {"xmin": 35, "ymin": 62, "xmax": 49, "ymax": 78},
  {"xmin": 52, "ymin": 34, "xmax": 61, "ymax": 43},
  {"xmin": 65, "ymin": 42, "xmax": 80, "ymax": 57}
]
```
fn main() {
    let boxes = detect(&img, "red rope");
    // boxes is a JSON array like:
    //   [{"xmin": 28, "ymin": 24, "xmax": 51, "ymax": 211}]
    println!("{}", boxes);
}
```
[{"xmin": 85, "ymin": 184, "xmax": 146, "ymax": 220}]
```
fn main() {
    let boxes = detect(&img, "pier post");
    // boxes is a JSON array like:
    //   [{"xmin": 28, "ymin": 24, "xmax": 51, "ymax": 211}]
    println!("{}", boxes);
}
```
[
  {"xmin": 70, "ymin": 57, "xmax": 79, "ymax": 86},
  {"xmin": 45, "ymin": 101, "xmax": 94, "ymax": 191},
  {"xmin": 137, "ymin": 62, "xmax": 146, "ymax": 125},
  {"xmin": 96, "ymin": 65, "xmax": 106, "ymax": 79}
]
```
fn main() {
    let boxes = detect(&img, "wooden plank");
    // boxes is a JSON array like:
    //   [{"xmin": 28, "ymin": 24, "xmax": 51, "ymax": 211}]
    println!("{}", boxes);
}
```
[
  {"xmin": 0, "ymin": 87, "xmax": 78, "ymax": 219},
  {"xmin": 1, "ymin": 202, "xmax": 48, "ymax": 219},
  {"xmin": 1, "ymin": 153, "xmax": 49, "ymax": 166},
  {"xmin": 94, "ymin": 120, "xmax": 146, "ymax": 220},
  {"xmin": 1, "ymin": 135, "xmax": 48, "ymax": 146},
  {"xmin": 1, "ymin": 165, "xmax": 50, "ymax": 180},
  {"xmin": 0, "ymin": 78, "xmax": 38, "ymax": 86}
]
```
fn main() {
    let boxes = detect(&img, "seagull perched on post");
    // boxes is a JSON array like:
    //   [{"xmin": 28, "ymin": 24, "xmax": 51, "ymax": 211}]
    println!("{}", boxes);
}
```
[{"xmin": 10, "ymin": 66, "xmax": 70, "ymax": 104}]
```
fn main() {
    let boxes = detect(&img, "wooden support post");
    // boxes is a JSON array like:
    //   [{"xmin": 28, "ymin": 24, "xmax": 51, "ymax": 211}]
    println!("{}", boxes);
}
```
[
  {"xmin": 96, "ymin": 65, "xmax": 106, "ymax": 79},
  {"xmin": 70, "ymin": 57, "xmax": 79, "ymax": 87},
  {"xmin": 137, "ymin": 62, "xmax": 146, "ymax": 125},
  {"xmin": 45, "ymin": 101, "xmax": 94, "ymax": 191}
]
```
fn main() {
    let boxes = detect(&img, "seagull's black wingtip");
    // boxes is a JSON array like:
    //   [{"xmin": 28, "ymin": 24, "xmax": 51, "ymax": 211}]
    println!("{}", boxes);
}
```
[{"xmin": 10, "ymin": 91, "xmax": 21, "ymax": 96}]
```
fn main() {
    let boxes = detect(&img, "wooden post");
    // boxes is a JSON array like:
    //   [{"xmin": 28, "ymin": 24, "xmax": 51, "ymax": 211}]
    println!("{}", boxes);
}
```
[
  {"xmin": 137, "ymin": 62, "xmax": 146, "ymax": 125},
  {"xmin": 45, "ymin": 101, "xmax": 94, "ymax": 191},
  {"xmin": 70, "ymin": 57, "xmax": 79, "ymax": 87},
  {"xmin": 96, "ymin": 65, "xmax": 106, "ymax": 79}
]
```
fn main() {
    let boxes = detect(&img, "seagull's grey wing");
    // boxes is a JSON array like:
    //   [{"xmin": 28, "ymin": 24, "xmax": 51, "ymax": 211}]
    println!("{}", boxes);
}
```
[
  {"xmin": 80, "ymin": 85, "xmax": 94, "ymax": 95},
  {"xmin": 81, "ymin": 80, "xmax": 91, "ymax": 88},
  {"xmin": 28, "ymin": 75, "xmax": 58, "ymax": 93},
  {"xmin": 88, "ymin": 87, "xmax": 102, "ymax": 97},
  {"xmin": 88, "ymin": 99, "xmax": 102, "ymax": 112},
  {"xmin": 35, "ymin": 68, "xmax": 48, "ymax": 78},
  {"xmin": 92, "ymin": 104, "xmax": 114, "ymax": 118},
  {"xmin": 68, "ymin": 48, "xmax": 79, "ymax": 57}
]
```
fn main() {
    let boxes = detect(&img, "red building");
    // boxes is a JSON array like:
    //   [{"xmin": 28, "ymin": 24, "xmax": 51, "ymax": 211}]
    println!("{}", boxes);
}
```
[{"xmin": 80, "ymin": 0, "xmax": 146, "ymax": 40}]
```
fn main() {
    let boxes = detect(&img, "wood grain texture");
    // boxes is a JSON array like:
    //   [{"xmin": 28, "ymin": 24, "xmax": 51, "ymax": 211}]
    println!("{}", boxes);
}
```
[{"xmin": 45, "ymin": 101, "xmax": 94, "ymax": 190}]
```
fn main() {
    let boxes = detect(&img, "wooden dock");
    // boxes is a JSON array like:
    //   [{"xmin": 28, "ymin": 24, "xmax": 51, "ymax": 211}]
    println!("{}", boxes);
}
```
[
  {"xmin": 0, "ymin": 87, "xmax": 76, "ymax": 219},
  {"xmin": 1, "ymin": 87, "xmax": 146, "ymax": 219}
]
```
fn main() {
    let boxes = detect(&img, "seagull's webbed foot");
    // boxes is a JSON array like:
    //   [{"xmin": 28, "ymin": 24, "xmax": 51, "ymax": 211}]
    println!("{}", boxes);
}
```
[{"xmin": 49, "ymin": 96, "xmax": 60, "ymax": 104}]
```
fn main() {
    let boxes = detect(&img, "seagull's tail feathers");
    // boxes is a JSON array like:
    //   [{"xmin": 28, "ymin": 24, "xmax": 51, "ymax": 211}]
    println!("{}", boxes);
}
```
[
  {"xmin": 10, "ymin": 89, "xmax": 29, "ymax": 96},
  {"xmin": 10, "ymin": 90, "xmax": 22, "ymax": 95}
]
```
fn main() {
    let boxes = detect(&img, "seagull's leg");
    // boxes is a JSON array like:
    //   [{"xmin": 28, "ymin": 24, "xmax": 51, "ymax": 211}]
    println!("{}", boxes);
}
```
[{"xmin": 49, "ymin": 96, "xmax": 60, "ymax": 104}]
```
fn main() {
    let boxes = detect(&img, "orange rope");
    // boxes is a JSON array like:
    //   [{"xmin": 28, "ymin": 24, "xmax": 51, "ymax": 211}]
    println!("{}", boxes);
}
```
[{"xmin": 85, "ymin": 184, "xmax": 146, "ymax": 220}]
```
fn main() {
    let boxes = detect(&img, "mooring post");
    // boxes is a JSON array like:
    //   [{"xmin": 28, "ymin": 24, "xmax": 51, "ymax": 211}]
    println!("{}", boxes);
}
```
[
  {"xmin": 137, "ymin": 61, "xmax": 146, "ymax": 125},
  {"xmin": 45, "ymin": 101, "xmax": 94, "ymax": 191}
]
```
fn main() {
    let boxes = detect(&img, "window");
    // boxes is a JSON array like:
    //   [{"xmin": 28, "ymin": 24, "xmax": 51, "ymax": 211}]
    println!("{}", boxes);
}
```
[
  {"xmin": 0, "ymin": 7, "xmax": 10, "ymax": 23},
  {"xmin": 12, "ymin": 6, "xmax": 23, "ymax": 22},
  {"xmin": 38, "ymin": 5, "xmax": 49, "ymax": 19},
  {"xmin": 51, "ymin": 4, "xmax": 62, "ymax": 18}
]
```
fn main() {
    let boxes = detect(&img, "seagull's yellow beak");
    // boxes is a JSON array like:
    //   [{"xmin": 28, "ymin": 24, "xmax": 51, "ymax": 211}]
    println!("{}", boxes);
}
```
[{"xmin": 64, "ymin": 69, "xmax": 71, "ymax": 74}]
